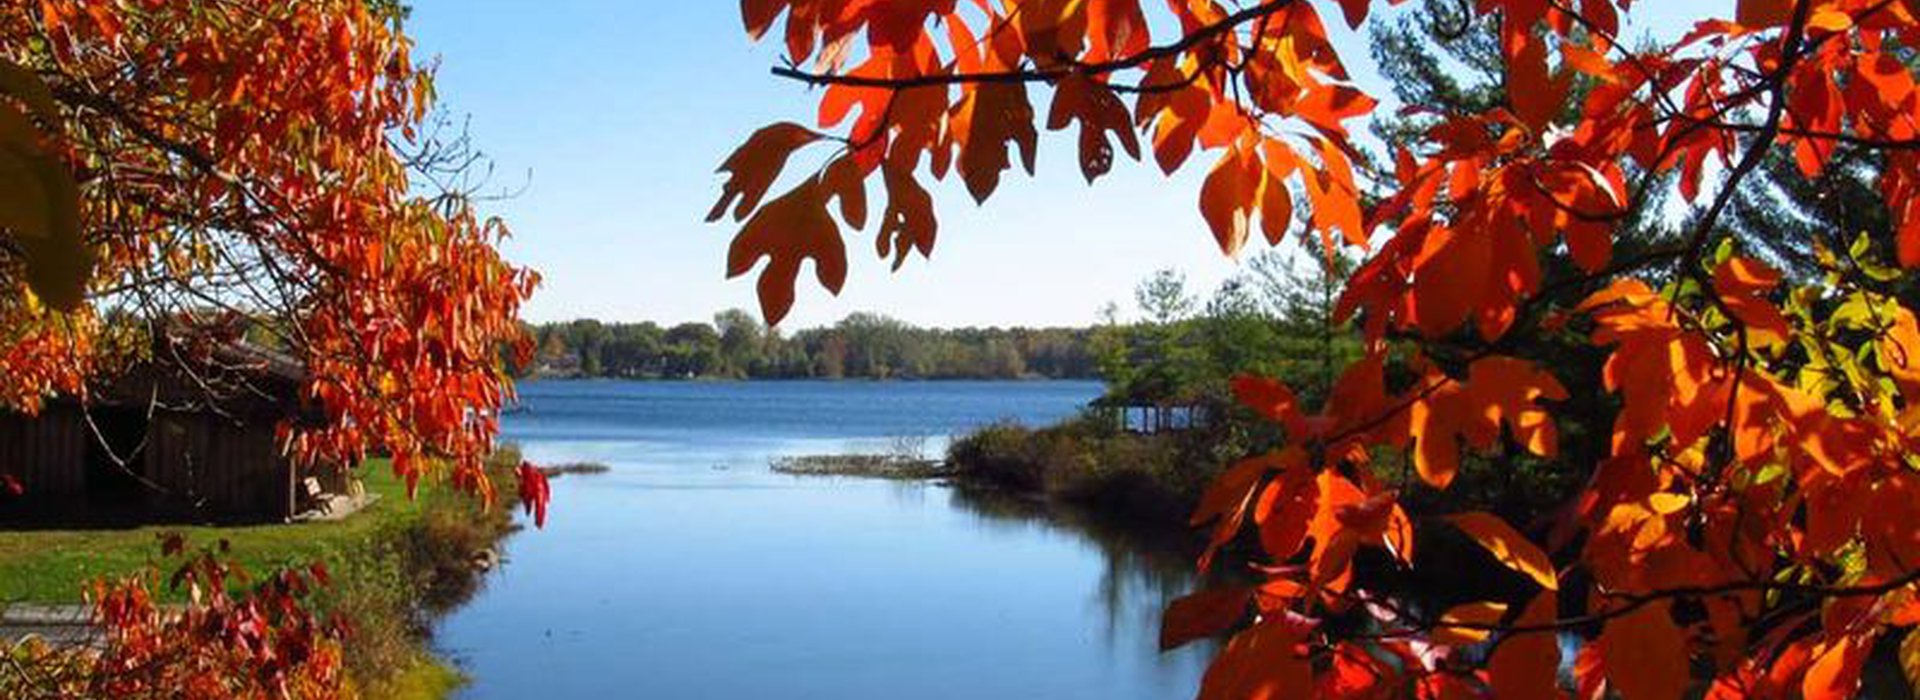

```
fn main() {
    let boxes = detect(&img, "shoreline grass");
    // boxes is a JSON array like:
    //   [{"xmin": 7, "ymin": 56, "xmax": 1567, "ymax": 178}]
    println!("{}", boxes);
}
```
[
  {"xmin": 0, "ymin": 461, "xmax": 433, "ymax": 604},
  {"xmin": 771, "ymin": 454, "xmax": 954, "ymax": 480},
  {"xmin": 0, "ymin": 455, "xmax": 519, "ymax": 698}
]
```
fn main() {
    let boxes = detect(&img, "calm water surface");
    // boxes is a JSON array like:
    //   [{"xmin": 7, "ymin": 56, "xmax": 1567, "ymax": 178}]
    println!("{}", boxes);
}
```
[{"xmin": 438, "ymin": 380, "xmax": 1210, "ymax": 699}]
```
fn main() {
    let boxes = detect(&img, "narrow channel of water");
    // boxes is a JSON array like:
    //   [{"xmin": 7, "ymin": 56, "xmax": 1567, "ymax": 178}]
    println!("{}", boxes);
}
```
[{"xmin": 436, "ymin": 380, "xmax": 1211, "ymax": 699}]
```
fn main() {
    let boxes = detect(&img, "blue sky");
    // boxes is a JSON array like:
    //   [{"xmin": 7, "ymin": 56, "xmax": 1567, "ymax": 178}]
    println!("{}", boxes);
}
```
[{"xmin": 403, "ymin": 2, "xmax": 1709, "ymax": 329}]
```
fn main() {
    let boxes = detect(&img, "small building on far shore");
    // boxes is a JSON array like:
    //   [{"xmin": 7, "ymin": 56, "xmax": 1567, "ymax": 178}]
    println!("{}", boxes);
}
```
[{"xmin": 0, "ymin": 337, "xmax": 343, "ymax": 523}]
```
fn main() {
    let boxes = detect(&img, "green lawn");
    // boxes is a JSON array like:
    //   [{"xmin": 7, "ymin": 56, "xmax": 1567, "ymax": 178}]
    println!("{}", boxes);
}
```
[{"xmin": 0, "ymin": 461, "xmax": 426, "ymax": 603}]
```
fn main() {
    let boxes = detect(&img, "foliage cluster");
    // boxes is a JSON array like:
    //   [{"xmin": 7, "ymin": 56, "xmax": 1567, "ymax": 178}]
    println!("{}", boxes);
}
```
[
  {"xmin": 0, "ymin": 0, "xmax": 538, "ymax": 505},
  {"xmin": 724, "ymin": 0, "xmax": 1920, "ymax": 696}
]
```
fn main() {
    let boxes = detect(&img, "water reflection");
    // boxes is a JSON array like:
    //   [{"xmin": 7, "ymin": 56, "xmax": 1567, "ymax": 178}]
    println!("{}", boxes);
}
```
[
  {"xmin": 944, "ymin": 484, "xmax": 1217, "ymax": 681},
  {"xmin": 441, "ymin": 381, "xmax": 1211, "ymax": 699}
]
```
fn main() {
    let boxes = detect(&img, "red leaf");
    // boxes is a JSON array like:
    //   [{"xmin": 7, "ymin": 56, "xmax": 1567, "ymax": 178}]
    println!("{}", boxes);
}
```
[
  {"xmin": 1160, "ymin": 586, "xmax": 1253, "ymax": 651},
  {"xmin": 517, "ymin": 461, "xmax": 551, "ymax": 529},
  {"xmin": 1601, "ymin": 601, "xmax": 1688, "ymax": 700}
]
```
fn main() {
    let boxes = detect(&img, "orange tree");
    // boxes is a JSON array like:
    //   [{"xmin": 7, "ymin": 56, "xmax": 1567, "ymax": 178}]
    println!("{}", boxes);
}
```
[
  {"xmin": 719, "ymin": 0, "xmax": 1920, "ymax": 696},
  {"xmin": 0, "ymin": 1, "xmax": 539, "ymax": 502}
]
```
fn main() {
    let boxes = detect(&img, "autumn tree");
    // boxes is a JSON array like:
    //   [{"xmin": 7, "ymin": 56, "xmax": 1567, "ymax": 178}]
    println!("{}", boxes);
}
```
[
  {"xmin": 1, "ymin": 3, "xmax": 543, "ymax": 693},
  {"xmin": 717, "ymin": 0, "xmax": 1920, "ymax": 696},
  {"xmin": 0, "ymin": 1, "xmax": 538, "ymax": 500}
]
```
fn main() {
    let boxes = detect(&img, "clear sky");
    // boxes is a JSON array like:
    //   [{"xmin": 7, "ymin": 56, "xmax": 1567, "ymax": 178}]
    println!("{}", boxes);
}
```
[{"xmin": 402, "ymin": 2, "xmax": 1710, "ymax": 329}]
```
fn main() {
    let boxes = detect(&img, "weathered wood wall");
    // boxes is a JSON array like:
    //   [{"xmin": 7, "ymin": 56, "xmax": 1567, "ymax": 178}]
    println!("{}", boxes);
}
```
[
  {"xmin": 145, "ymin": 410, "xmax": 294, "ymax": 518},
  {"xmin": 0, "ymin": 406, "xmax": 88, "ymax": 495},
  {"xmin": 0, "ymin": 405, "xmax": 295, "ymax": 520}
]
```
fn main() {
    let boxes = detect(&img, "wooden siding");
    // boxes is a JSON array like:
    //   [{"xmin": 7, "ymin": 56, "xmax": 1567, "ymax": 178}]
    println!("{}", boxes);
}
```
[
  {"xmin": 0, "ymin": 406, "xmax": 87, "ymax": 495},
  {"xmin": 144, "ymin": 411, "xmax": 294, "ymax": 518},
  {"xmin": 1, "ymin": 405, "xmax": 297, "ymax": 520}
]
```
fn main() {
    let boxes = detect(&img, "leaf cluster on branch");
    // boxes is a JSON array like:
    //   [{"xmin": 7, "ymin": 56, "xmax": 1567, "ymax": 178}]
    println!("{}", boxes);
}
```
[
  {"xmin": 719, "ymin": 0, "xmax": 1920, "ymax": 696},
  {"xmin": 0, "ymin": 1, "xmax": 541, "ymax": 506}
]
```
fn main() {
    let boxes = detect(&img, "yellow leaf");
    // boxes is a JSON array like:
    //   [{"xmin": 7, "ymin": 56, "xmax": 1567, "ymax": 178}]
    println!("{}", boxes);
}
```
[
  {"xmin": 1899, "ymin": 628, "xmax": 1920, "ymax": 697},
  {"xmin": 1447, "ymin": 512, "xmax": 1559, "ymax": 590},
  {"xmin": 1433, "ymin": 601, "xmax": 1508, "ymax": 646}
]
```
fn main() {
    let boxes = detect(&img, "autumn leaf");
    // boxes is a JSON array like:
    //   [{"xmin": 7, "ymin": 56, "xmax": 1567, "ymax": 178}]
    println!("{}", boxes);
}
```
[
  {"xmin": 1506, "ymin": 29, "xmax": 1570, "ymax": 131},
  {"xmin": 1601, "ymin": 601, "xmax": 1688, "ymax": 700},
  {"xmin": 726, "ymin": 178, "xmax": 848, "ymax": 325},
  {"xmin": 876, "ymin": 161, "xmax": 936, "ymax": 271},
  {"xmin": 1196, "ymin": 615, "xmax": 1312, "ymax": 700},
  {"xmin": 1135, "ymin": 58, "xmax": 1210, "ymax": 174},
  {"xmin": 1900, "ymin": 629, "xmax": 1920, "ymax": 697},
  {"xmin": 1254, "ymin": 460, "xmax": 1319, "ymax": 561},
  {"xmin": 955, "ymin": 82, "xmax": 1038, "ymax": 203},
  {"xmin": 1490, "ymin": 593, "xmax": 1563, "ymax": 699},
  {"xmin": 1802, "ymin": 634, "xmax": 1872, "ymax": 700},
  {"xmin": 1201, "ymin": 145, "xmax": 1260, "ymax": 256},
  {"xmin": 1736, "ymin": 0, "xmax": 1792, "ymax": 29},
  {"xmin": 1047, "ymin": 73, "xmax": 1140, "ymax": 183},
  {"xmin": 1160, "ymin": 586, "xmax": 1252, "ymax": 651},
  {"xmin": 1447, "ymin": 512, "xmax": 1559, "ymax": 590},
  {"xmin": 1433, "ymin": 601, "xmax": 1508, "ymax": 646},
  {"xmin": 708, "ymin": 122, "xmax": 820, "ymax": 222}
]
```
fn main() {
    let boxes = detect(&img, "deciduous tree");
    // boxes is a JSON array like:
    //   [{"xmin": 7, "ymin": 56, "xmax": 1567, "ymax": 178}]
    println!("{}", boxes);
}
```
[{"xmin": 0, "ymin": 1, "xmax": 539, "ymax": 505}]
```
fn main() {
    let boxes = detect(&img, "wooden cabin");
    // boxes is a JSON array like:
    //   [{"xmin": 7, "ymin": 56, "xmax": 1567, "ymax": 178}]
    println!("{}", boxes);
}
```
[{"xmin": 0, "ymin": 339, "xmax": 339, "ymax": 523}]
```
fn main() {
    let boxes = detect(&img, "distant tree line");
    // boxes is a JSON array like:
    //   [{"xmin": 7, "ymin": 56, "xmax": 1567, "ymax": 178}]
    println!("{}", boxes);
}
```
[{"xmin": 519, "ymin": 311, "xmax": 1097, "ymax": 380}]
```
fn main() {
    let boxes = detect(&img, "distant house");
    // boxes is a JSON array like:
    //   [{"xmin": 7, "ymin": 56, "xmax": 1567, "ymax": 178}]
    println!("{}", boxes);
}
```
[{"xmin": 0, "ymin": 337, "xmax": 344, "ymax": 522}]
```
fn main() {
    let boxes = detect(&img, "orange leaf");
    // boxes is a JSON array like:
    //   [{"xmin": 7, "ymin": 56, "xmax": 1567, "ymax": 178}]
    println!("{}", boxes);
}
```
[
  {"xmin": 1601, "ymin": 601, "xmax": 1688, "ymax": 700},
  {"xmin": 1197, "ymin": 615, "xmax": 1312, "ymax": 700},
  {"xmin": 1802, "ymin": 634, "xmax": 1872, "ymax": 700},
  {"xmin": 1506, "ymin": 29, "xmax": 1569, "ymax": 131},
  {"xmin": 954, "ymin": 82, "xmax": 1038, "ymax": 203},
  {"xmin": 1254, "ymin": 460, "xmax": 1319, "ymax": 560},
  {"xmin": 876, "ymin": 162, "xmax": 936, "ymax": 270},
  {"xmin": 1201, "ymin": 146, "xmax": 1260, "ymax": 256},
  {"xmin": 1047, "ymin": 73, "xmax": 1140, "ymax": 183},
  {"xmin": 1259, "ymin": 171, "xmax": 1295, "ymax": 247},
  {"xmin": 1447, "ymin": 512, "xmax": 1559, "ymax": 590},
  {"xmin": 1736, "ymin": 0, "xmax": 1792, "ymax": 29},
  {"xmin": 741, "ymin": 0, "xmax": 789, "ymax": 39},
  {"xmin": 1490, "ymin": 593, "xmax": 1563, "ymax": 699},
  {"xmin": 708, "ymin": 122, "xmax": 820, "ymax": 222},
  {"xmin": 726, "ymin": 179, "xmax": 849, "ymax": 325},
  {"xmin": 1160, "ymin": 586, "xmax": 1253, "ymax": 651}
]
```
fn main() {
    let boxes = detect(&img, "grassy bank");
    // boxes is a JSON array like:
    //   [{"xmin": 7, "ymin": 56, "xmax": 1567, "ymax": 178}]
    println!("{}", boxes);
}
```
[
  {"xmin": 0, "ymin": 454, "xmax": 519, "ymax": 698},
  {"xmin": 946, "ymin": 415, "xmax": 1220, "ymax": 527}
]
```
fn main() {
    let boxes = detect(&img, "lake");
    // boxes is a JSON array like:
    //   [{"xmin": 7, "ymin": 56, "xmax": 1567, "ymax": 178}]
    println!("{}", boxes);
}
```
[{"xmin": 436, "ymin": 380, "xmax": 1213, "ymax": 699}]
